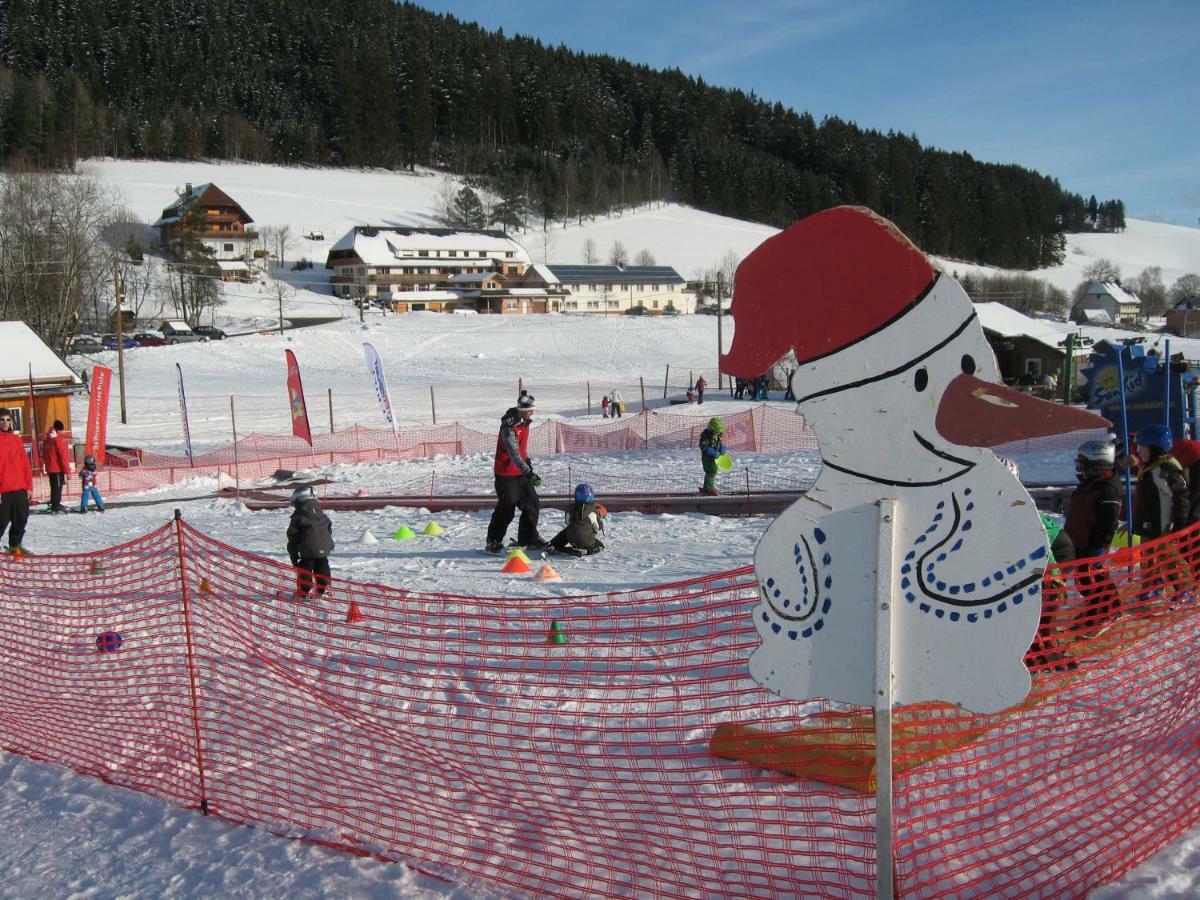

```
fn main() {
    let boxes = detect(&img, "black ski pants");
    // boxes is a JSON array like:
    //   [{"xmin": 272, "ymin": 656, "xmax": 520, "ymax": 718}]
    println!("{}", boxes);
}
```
[
  {"xmin": 0, "ymin": 490, "xmax": 30, "ymax": 549},
  {"xmin": 487, "ymin": 474, "xmax": 540, "ymax": 545}
]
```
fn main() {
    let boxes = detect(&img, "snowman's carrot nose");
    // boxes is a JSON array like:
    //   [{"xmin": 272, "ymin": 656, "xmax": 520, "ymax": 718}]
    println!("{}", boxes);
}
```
[{"xmin": 935, "ymin": 373, "xmax": 1110, "ymax": 447}]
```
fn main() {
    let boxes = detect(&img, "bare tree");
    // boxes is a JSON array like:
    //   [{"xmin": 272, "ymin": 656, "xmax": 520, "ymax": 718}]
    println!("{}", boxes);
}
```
[
  {"xmin": 1129, "ymin": 266, "xmax": 1167, "ymax": 317},
  {"xmin": 259, "ymin": 224, "xmax": 293, "ymax": 268},
  {"xmin": 608, "ymin": 240, "xmax": 628, "ymax": 267},
  {"xmin": 273, "ymin": 279, "xmax": 295, "ymax": 336},
  {"xmin": 119, "ymin": 256, "xmax": 169, "ymax": 325},
  {"xmin": 537, "ymin": 226, "xmax": 557, "ymax": 265},
  {"xmin": 0, "ymin": 167, "xmax": 117, "ymax": 352},
  {"xmin": 1170, "ymin": 273, "xmax": 1200, "ymax": 302},
  {"xmin": 581, "ymin": 238, "xmax": 598, "ymax": 265},
  {"xmin": 634, "ymin": 249, "xmax": 656, "ymax": 266},
  {"xmin": 435, "ymin": 174, "xmax": 459, "ymax": 227}
]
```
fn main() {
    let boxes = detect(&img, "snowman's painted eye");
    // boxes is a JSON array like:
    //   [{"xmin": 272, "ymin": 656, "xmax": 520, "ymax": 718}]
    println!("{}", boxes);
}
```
[
  {"xmin": 914, "ymin": 368, "xmax": 929, "ymax": 392},
  {"xmin": 961, "ymin": 354, "xmax": 977, "ymax": 375}
]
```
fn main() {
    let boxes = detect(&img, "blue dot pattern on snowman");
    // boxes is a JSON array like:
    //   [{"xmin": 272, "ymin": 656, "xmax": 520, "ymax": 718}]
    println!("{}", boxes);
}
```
[{"xmin": 759, "ymin": 526, "xmax": 833, "ymax": 641}]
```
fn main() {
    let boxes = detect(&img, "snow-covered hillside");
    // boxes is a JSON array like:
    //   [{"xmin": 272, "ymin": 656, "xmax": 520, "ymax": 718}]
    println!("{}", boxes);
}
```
[{"xmin": 84, "ymin": 158, "xmax": 1200, "ymax": 318}]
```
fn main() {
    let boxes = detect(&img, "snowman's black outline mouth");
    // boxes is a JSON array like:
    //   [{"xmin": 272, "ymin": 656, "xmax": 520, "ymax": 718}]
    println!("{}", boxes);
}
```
[{"xmin": 821, "ymin": 432, "xmax": 974, "ymax": 487}]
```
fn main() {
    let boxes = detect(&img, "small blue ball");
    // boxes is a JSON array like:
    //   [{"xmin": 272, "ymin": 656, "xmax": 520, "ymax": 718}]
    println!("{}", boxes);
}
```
[{"xmin": 96, "ymin": 631, "xmax": 123, "ymax": 653}]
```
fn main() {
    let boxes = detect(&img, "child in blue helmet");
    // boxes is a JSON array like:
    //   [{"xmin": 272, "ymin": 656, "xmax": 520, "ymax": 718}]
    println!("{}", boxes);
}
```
[
  {"xmin": 1132, "ymin": 424, "xmax": 1187, "ymax": 540},
  {"xmin": 546, "ymin": 483, "xmax": 605, "ymax": 557}
]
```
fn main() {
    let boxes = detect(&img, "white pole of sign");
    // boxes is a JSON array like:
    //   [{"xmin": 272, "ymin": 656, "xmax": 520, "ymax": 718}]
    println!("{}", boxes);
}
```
[{"xmin": 875, "ymin": 497, "xmax": 897, "ymax": 900}]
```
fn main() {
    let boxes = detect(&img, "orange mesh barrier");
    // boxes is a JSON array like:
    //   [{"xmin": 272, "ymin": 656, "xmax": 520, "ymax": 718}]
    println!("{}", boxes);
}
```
[
  {"xmin": 2, "ymin": 517, "xmax": 1198, "ymax": 894},
  {"xmin": 32, "ymin": 408, "xmax": 1106, "ymax": 503}
]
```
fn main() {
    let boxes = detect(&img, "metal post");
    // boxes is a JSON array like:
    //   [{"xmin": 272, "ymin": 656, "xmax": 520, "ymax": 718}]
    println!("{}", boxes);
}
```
[
  {"xmin": 430, "ymin": 385, "xmax": 437, "ymax": 425},
  {"xmin": 716, "ymin": 274, "xmax": 724, "ymax": 391},
  {"xmin": 640, "ymin": 376, "xmax": 647, "ymax": 413},
  {"xmin": 587, "ymin": 381, "xmax": 591, "ymax": 416},
  {"xmin": 114, "ymin": 261, "xmax": 128, "ymax": 424},
  {"xmin": 874, "ymin": 497, "xmax": 898, "ymax": 900},
  {"xmin": 1061, "ymin": 333, "xmax": 1073, "ymax": 404},
  {"xmin": 1116, "ymin": 350, "xmax": 1135, "ymax": 547},
  {"xmin": 230, "ymin": 396, "xmax": 240, "ymax": 503},
  {"xmin": 1164, "ymin": 339, "xmax": 1172, "ymax": 429},
  {"xmin": 663, "ymin": 365, "xmax": 670, "ymax": 399},
  {"xmin": 328, "ymin": 387, "xmax": 334, "ymax": 433},
  {"xmin": 172, "ymin": 509, "xmax": 210, "ymax": 815}
]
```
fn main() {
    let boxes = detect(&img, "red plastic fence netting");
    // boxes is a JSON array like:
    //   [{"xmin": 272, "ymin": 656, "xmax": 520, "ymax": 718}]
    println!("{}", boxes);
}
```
[
  {"xmin": 1, "ymin": 518, "xmax": 1198, "ymax": 896},
  {"xmin": 33, "ymin": 405, "xmax": 1106, "ymax": 504}
]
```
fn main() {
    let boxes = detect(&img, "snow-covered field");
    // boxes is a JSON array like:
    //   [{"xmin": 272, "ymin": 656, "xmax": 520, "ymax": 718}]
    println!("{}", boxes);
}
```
[{"xmin": 3, "ymin": 160, "xmax": 1200, "ymax": 897}]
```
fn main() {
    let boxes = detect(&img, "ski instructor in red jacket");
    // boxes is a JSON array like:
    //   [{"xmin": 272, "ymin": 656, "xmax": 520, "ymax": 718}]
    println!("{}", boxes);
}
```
[
  {"xmin": 485, "ymin": 393, "xmax": 547, "ymax": 553},
  {"xmin": 41, "ymin": 419, "xmax": 71, "ymax": 513},
  {"xmin": 0, "ymin": 410, "xmax": 33, "ymax": 554}
]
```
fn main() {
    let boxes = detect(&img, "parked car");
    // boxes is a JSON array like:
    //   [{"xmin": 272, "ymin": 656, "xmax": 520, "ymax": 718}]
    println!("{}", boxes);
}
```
[
  {"xmin": 131, "ymin": 331, "xmax": 168, "ymax": 347},
  {"xmin": 193, "ymin": 324, "xmax": 226, "ymax": 340},
  {"xmin": 102, "ymin": 334, "xmax": 140, "ymax": 350},
  {"xmin": 160, "ymin": 320, "xmax": 204, "ymax": 344},
  {"xmin": 69, "ymin": 336, "xmax": 104, "ymax": 354},
  {"xmin": 625, "ymin": 305, "xmax": 649, "ymax": 316}
]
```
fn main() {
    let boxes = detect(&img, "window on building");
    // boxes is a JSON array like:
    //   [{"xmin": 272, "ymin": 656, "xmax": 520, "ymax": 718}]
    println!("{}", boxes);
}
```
[
  {"xmin": 607, "ymin": 299, "xmax": 619, "ymax": 308},
  {"xmin": 223, "ymin": 243, "xmax": 234, "ymax": 252},
  {"xmin": 653, "ymin": 300, "xmax": 659, "ymax": 309},
  {"xmin": 505, "ymin": 251, "xmax": 514, "ymax": 258},
  {"xmin": 652, "ymin": 284, "xmax": 660, "ymax": 291},
  {"xmin": 505, "ymin": 299, "xmax": 518, "ymax": 309}
]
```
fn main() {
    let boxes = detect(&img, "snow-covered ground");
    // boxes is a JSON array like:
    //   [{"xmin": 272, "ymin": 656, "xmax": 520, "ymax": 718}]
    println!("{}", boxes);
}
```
[{"xmin": 3, "ymin": 160, "xmax": 1200, "ymax": 896}]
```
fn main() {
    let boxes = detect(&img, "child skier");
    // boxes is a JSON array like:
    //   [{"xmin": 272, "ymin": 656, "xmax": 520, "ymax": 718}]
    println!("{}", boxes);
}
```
[
  {"xmin": 601, "ymin": 396, "xmax": 610, "ymax": 418},
  {"xmin": 699, "ymin": 417, "xmax": 725, "ymax": 495},
  {"xmin": 1132, "ymin": 425, "xmax": 1187, "ymax": 540},
  {"xmin": 546, "ymin": 483, "xmax": 606, "ymax": 557},
  {"xmin": 79, "ymin": 455, "xmax": 104, "ymax": 513},
  {"xmin": 286, "ymin": 485, "xmax": 335, "ymax": 599}
]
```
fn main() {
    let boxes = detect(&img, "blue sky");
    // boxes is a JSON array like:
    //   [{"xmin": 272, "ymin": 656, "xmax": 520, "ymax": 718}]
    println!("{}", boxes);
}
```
[{"xmin": 416, "ymin": 0, "xmax": 1198, "ymax": 228}]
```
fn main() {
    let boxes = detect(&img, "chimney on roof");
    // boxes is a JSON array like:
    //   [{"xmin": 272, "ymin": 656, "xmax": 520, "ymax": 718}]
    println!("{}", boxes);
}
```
[{"xmin": 183, "ymin": 182, "xmax": 192, "ymax": 196}]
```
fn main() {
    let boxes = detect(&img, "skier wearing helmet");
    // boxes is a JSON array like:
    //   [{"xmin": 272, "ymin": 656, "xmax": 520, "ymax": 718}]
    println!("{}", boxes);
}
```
[
  {"xmin": 545, "ymin": 483, "xmax": 606, "ymax": 558},
  {"xmin": 79, "ymin": 454, "xmax": 104, "ymax": 513},
  {"xmin": 1064, "ymin": 439, "xmax": 1122, "ymax": 633},
  {"xmin": 699, "ymin": 417, "xmax": 725, "ymax": 495},
  {"xmin": 286, "ymin": 485, "xmax": 334, "ymax": 599},
  {"xmin": 1132, "ymin": 425, "xmax": 1187, "ymax": 540}
]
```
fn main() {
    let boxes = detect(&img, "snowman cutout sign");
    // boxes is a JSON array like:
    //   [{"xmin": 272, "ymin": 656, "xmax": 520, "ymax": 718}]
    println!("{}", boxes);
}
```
[{"xmin": 722, "ymin": 207, "xmax": 1108, "ymax": 713}]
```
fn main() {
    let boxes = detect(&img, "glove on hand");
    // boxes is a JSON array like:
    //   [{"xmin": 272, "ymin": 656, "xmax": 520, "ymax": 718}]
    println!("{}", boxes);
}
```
[
  {"xmin": 595, "ymin": 503, "xmax": 608, "ymax": 518},
  {"xmin": 528, "ymin": 473, "xmax": 542, "ymax": 488}
]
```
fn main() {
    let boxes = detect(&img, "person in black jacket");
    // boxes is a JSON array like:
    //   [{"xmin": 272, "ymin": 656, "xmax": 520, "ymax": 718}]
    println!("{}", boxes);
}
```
[
  {"xmin": 1064, "ymin": 439, "xmax": 1122, "ymax": 632},
  {"xmin": 287, "ymin": 486, "xmax": 334, "ymax": 599},
  {"xmin": 546, "ymin": 484, "xmax": 606, "ymax": 557}
]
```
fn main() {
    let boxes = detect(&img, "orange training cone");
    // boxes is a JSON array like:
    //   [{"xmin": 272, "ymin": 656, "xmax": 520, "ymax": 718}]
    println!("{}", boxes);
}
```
[
  {"xmin": 199, "ymin": 577, "xmax": 213, "ymax": 595},
  {"xmin": 533, "ymin": 564, "xmax": 563, "ymax": 582},
  {"xmin": 501, "ymin": 555, "xmax": 532, "ymax": 574},
  {"xmin": 345, "ymin": 601, "xmax": 366, "ymax": 624}
]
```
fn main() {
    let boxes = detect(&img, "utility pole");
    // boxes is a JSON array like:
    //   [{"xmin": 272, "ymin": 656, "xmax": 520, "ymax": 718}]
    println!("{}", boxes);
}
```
[
  {"xmin": 114, "ymin": 259, "xmax": 128, "ymax": 424},
  {"xmin": 716, "ymin": 272, "xmax": 724, "ymax": 391}
]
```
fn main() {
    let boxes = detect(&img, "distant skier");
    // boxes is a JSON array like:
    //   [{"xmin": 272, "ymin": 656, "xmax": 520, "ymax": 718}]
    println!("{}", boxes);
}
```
[
  {"xmin": 699, "ymin": 417, "xmax": 725, "ymax": 495},
  {"xmin": 546, "ymin": 483, "xmax": 606, "ymax": 557},
  {"xmin": 610, "ymin": 388, "xmax": 624, "ymax": 418},
  {"xmin": 601, "ymin": 395, "xmax": 610, "ymax": 419},
  {"xmin": 485, "ymin": 393, "xmax": 547, "ymax": 552},
  {"xmin": 79, "ymin": 454, "xmax": 105, "ymax": 513},
  {"xmin": 0, "ymin": 409, "xmax": 33, "ymax": 554},
  {"xmin": 695, "ymin": 375, "xmax": 707, "ymax": 405},
  {"xmin": 287, "ymin": 485, "xmax": 334, "ymax": 599},
  {"xmin": 41, "ymin": 419, "xmax": 71, "ymax": 513}
]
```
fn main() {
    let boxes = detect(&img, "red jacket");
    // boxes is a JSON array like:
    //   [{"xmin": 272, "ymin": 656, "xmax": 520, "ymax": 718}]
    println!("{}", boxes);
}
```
[
  {"xmin": 493, "ymin": 408, "xmax": 532, "ymax": 477},
  {"xmin": 0, "ymin": 431, "xmax": 33, "ymax": 493},
  {"xmin": 41, "ymin": 429, "xmax": 71, "ymax": 474}
]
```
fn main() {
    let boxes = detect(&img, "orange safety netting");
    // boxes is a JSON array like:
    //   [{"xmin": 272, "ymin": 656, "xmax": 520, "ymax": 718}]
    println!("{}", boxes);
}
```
[
  {"xmin": 32, "ymin": 406, "xmax": 1105, "ymax": 503},
  {"xmin": 1, "ymin": 518, "xmax": 1198, "ymax": 896}
]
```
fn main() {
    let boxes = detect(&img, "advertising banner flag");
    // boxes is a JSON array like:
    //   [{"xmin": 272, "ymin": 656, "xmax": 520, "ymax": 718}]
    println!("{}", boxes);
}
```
[
  {"xmin": 285, "ymin": 349, "xmax": 313, "ymax": 446},
  {"xmin": 363, "ymin": 342, "xmax": 399, "ymax": 439},
  {"xmin": 27, "ymin": 364, "xmax": 40, "ymax": 469},
  {"xmin": 85, "ymin": 365, "xmax": 112, "ymax": 465},
  {"xmin": 176, "ymin": 363, "xmax": 194, "ymax": 461}
]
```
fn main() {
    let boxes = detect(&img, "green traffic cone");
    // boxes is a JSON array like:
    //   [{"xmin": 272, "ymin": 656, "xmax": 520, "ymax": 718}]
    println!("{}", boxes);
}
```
[
  {"xmin": 422, "ymin": 521, "xmax": 444, "ymax": 536},
  {"xmin": 507, "ymin": 547, "xmax": 531, "ymax": 564},
  {"xmin": 393, "ymin": 525, "xmax": 417, "ymax": 540},
  {"xmin": 90, "ymin": 559, "xmax": 104, "ymax": 575},
  {"xmin": 547, "ymin": 620, "xmax": 568, "ymax": 645}
]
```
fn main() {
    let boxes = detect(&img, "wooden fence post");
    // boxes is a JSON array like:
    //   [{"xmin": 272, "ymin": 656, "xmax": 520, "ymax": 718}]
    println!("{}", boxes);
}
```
[
  {"xmin": 663, "ymin": 365, "xmax": 670, "ymax": 398},
  {"xmin": 430, "ymin": 385, "xmax": 437, "ymax": 425}
]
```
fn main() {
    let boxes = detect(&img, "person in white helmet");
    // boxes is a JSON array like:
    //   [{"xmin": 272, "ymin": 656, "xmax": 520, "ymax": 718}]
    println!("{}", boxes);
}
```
[{"xmin": 1064, "ymin": 439, "xmax": 1122, "ymax": 634}]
